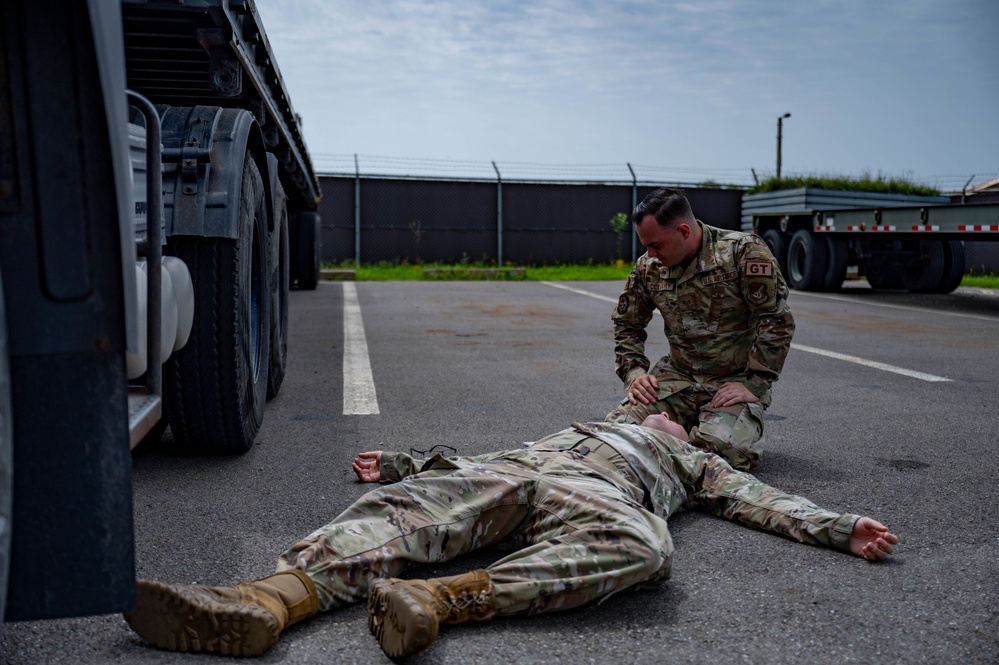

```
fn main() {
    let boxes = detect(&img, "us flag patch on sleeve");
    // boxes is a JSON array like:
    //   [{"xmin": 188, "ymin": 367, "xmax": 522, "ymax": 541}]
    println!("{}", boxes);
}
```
[{"xmin": 745, "ymin": 261, "xmax": 773, "ymax": 277}]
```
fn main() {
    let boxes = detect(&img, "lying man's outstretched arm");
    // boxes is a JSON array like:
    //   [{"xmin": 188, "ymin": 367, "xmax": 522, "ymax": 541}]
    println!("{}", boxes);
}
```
[
  {"xmin": 352, "ymin": 451, "xmax": 382, "ymax": 482},
  {"xmin": 352, "ymin": 451, "xmax": 430, "ymax": 483},
  {"xmin": 685, "ymin": 453, "xmax": 899, "ymax": 561},
  {"xmin": 850, "ymin": 517, "xmax": 899, "ymax": 561}
]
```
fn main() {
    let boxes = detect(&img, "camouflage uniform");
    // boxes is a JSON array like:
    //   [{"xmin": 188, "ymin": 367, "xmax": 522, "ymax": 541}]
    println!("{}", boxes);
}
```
[
  {"xmin": 276, "ymin": 422, "xmax": 856, "ymax": 617},
  {"xmin": 607, "ymin": 222, "xmax": 795, "ymax": 469}
]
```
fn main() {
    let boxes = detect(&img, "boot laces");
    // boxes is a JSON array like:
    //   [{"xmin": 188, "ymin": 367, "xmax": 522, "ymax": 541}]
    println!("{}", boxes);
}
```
[{"xmin": 443, "ymin": 589, "xmax": 491, "ymax": 615}]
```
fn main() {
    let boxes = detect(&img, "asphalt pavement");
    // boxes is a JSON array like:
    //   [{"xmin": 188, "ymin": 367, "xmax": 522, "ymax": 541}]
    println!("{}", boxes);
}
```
[{"xmin": 2, "ymin": 280, "xmax": 997, "ymax": 664}]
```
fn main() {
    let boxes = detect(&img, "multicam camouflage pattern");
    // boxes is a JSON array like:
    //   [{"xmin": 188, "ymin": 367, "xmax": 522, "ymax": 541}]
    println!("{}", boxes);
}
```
[
  {"xmin": 608, "ymin": 222, "xmax": 795, "ymax": 467},
  {"xmin": 612, "ymin": 222, "xmax": 795, "ymax": 396},
  {"xmin": 606, "ymin": 386, "xmax": 766, "ymax": 470},
  {"xmin": 276, "ymin": 423, "xmax": 856, "ymax": 617}
]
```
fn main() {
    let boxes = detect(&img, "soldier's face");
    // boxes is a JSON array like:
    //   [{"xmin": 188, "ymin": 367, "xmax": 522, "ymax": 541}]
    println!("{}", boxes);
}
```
[{"xmin": 635, "ymin": 216, "xmax": 693, "ymax": 267}]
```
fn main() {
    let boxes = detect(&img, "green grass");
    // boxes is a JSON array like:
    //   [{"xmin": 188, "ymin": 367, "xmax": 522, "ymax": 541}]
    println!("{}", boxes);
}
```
[
  {"xmin": 326, "ymin": 260, "xmax": 999, "ymax": 290},
  {"xmin": 325, "ymin": 260, "xmax": 633, "ymax": 281},
  {"xmin": 748, "ymin": 171, "xmax": 941, "ymax": 197},
  {"xmin": 961, "ymin": 273, "xmax": 999, "ymax": 289}
]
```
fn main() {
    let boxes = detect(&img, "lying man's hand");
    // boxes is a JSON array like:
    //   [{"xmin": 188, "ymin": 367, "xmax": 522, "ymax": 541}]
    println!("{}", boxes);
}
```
[
  {"xmin": 850, "ymin": 517, "xmax": 899, "ymax": 561},
  {"xmin": 709, "ymin": 382, "xmax": 760, "ymax": 408},
  {"xmin": 628, "ymin": 374, "xmax": 659, "ymax": 405},
  {"xmin": 352, "ymin": 451, "xmax": 382, "ymax": 482}
]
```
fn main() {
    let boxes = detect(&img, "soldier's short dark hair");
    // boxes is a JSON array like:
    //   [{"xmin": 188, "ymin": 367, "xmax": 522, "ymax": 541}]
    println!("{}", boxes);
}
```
[{"xmin": 632, "ymin": 188, "xmax": 694, "ymax": 228}]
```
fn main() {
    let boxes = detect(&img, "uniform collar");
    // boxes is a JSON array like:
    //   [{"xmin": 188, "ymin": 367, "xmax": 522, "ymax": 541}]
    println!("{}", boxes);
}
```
[
  {"xmin": 677, "ymin": 221, "xmax": 713, "ymax": 283},
  {"xmin": 642, "ymin": 221, "xmax": 716, "ymax": 282}
]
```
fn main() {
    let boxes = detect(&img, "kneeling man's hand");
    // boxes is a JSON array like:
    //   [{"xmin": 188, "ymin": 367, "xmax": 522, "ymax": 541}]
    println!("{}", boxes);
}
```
[
  {"xmin": 710, "ymin": 382, "xmax": 759, "ymax": 408},
  {"xmin": 628, "ymin": 374, "xmax": 659, "ymax": 405}
]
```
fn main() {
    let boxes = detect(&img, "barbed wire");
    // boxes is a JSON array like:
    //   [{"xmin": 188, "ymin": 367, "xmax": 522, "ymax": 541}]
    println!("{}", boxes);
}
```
[{"xmin": 311, "ymin": 152, "xmax": 995, "ymax": 193}]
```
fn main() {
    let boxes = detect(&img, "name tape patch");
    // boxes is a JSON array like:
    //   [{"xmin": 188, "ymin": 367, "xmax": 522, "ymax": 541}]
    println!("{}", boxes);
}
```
[{"xmin": 702, "ymin": 270, "xmax": 738, "ymax": 286}]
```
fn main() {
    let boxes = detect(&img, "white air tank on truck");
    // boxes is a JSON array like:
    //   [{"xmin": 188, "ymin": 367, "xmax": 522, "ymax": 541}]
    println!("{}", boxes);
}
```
[
  {"xmin": 745, "ymin": 188, "xmax": 999, "ymax": 293},
  {"xmin": 0, "ymin": 0, "xmax": 322, "ymax": 628}
]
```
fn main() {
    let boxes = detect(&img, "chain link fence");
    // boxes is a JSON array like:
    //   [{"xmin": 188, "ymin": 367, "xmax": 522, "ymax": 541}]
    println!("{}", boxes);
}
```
[
  {"xmin": 317, "ymin": 175, "xmax": 744, "ymax": 265},
  {"xmin": 314, "ymin": 159, "xmax": 999, "ymax": 273}
]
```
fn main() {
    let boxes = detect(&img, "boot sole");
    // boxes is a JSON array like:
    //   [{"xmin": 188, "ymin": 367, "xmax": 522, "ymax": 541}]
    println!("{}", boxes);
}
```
[
  {"xmin": 367, "ymin": 579, "xmax": 437, "ymax": 659},
  {"xmin": 124, "ymin": 579, "xmax": 279, "ymax": 656}
]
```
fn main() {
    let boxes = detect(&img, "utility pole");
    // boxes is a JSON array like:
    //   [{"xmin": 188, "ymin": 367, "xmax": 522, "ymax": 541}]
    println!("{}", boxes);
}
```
[{"xmin": 776, "ymin": 112, "xmax": 791, "ymax": 180}]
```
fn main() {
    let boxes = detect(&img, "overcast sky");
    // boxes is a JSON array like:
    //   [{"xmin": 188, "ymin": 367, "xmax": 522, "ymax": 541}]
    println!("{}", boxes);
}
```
[{"xmin": 255, "ymin": 0, "xmax": 998, "ymax": 190}]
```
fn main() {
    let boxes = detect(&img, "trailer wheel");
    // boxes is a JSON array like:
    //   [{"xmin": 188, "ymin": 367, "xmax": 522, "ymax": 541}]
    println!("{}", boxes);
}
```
[
  {"xmin": 821, "ymin": 237, "xmax": 849, "ymax": 291},
  {"xmin": 902, "ymin": 239, "xmax": 945, "ymax": 293},
  {"xmin": 295, "ymin": 211, "xmax": 321, "ymax": 290},
  {"xmin": 0, "ymin": 267, "xmax": 13, "ymax": 637},
  {"xmin": 267, "ymin": 185, "xmax": 290, "ymax": 400},
  {"xmin": 761, "ymin": 229, "xmax": 790, "ymax": 278},
  {"xmin": 164, "ymin": 154, "xmax": 271, "ymax": 453},
  {"xmin": 786, "ymin": 230, "xmax": 828, "ymax": 291},
  {"xmin": 929, "ymin": 240, "xmax": 965, "ymax": 294}
]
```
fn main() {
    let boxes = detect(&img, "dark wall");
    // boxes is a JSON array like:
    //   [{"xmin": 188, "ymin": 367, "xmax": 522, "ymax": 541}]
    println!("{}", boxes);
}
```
[{"xmin": 317, "ymin": 176, "xmax": 745, "ymax": 264}]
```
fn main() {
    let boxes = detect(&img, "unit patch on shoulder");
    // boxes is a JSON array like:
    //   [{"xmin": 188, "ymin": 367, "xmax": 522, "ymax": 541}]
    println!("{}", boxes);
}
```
[
  {"xmin": 748, "ymin": 282, "xmax": 768, "ymax": 305},
  {"xmin": 745, "ymin": 261, "xmax": 774, "ymax": 278},
  {"xmin": 617, "ymin": 294, "xmax": 630, "ymax": 315}
]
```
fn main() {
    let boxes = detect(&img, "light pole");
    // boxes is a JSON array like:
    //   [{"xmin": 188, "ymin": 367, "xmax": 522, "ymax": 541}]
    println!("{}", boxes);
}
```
[{"xmin": 776, "ymin": 112, "xmax": 791, "ymax": 180}]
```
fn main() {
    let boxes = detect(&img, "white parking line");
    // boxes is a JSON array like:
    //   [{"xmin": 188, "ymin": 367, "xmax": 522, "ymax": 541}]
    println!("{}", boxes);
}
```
[
  {"xmin": 792, "ymin": 290, "xmax": 999, "ymax": 324},
  {"xmin": 540, "ymin": 281, "xmax": 952, "ymax": 383},
  {"xmin": 540, "ymin": 281, "xmax": 616, "ymax": 303},
  {"xmin": 790, "ymin": 344, "xmax": 951, "ymax": 382},
  {"xmin": 342, "ymin": 282, "xmax": 380, "ymax": 415}
]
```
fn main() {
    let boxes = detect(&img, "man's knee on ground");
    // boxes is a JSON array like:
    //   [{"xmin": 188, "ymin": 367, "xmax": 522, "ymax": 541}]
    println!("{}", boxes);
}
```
[
  {"xmin": 593, "ymin": 523, "xmax": 673, "ymax": 584},
  {"xmin": 690, "ymin": 405, "xmax": 764, "ymax": 470}
]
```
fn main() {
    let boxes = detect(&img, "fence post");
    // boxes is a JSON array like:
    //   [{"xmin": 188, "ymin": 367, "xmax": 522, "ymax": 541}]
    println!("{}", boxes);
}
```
[
  {"xmin": 627, "ymin": 162, "xmax": 637, "ymax": 263},
  {"xmin": 492, "ymin": 161, "xmax": 503, "ymax": 266},
  {"xmin": 354, "ymin": 153, "xmax": 361, "ymax": 267}
]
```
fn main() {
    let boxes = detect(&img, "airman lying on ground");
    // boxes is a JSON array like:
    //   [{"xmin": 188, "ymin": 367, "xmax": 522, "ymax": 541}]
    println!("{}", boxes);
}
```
[{"xmin": 125, "ymin": 413, "xmax": 897, "ymax": 659}]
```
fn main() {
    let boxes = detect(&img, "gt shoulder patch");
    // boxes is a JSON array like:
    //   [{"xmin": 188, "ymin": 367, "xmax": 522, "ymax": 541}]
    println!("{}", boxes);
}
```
[{"xmin": 745, "ymin": 260, "xmax": 774, "ymax": 278}]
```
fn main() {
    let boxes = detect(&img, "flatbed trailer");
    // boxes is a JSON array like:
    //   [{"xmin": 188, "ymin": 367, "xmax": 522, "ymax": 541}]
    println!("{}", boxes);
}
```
[{"xmin": 745, "ymin": 188, "xmax": 999, "ymax": 293}]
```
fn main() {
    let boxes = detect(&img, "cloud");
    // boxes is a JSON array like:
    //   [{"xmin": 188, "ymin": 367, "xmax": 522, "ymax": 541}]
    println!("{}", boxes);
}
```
[{"xmin": 254, "ymin": 0, "xmax": 998, "ymax": 183}]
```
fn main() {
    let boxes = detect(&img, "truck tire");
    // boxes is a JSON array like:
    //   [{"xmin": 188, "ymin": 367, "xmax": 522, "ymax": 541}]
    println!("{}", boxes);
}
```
[
  {"xmin": 786, "ymin": 230, "xmax": 828, "ymax": 291},
  {"xmin": 163, "ymin": 155, "xmax": 271, "ymax": 453},
  {"xmin": 929, "ymin": 240, "xmax": 965, "ymax": 294},
  {"xmin": 267, "ymin": 185, "xmax": 290, "ymax": 400},
  {"xmin": 295, "ymin": 211, "xmax": 321, "ymax": 290},
  {"xmin": 822, "ymin": 236, "xmax": 849, "ymax": 291},
  {"xmin": 761, "ymin": 229, "xmax": 790, "ymax": 279},
  {"xmin": 902, "ymin": 239, "xmax": 945, "ymax": 293},
  {"xmin": 0, "ymin": 267, "xmax": 12, "ymax": 637}
]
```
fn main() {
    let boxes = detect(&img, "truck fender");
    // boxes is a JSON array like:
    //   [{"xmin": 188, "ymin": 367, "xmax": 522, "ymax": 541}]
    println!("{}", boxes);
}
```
[{"xmin": 159, "ymin": 106, "xmax": 272, "ymax": 240}]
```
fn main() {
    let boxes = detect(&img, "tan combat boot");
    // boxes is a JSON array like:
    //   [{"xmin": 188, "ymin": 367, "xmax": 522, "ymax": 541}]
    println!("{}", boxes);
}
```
[
  {"xmin": 367, "ymin": 569, "xmax": 495, "ymax": 659},
  {"xmin": 124, "ymin": 568, "xmax": 318, "ymax": 657}
]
